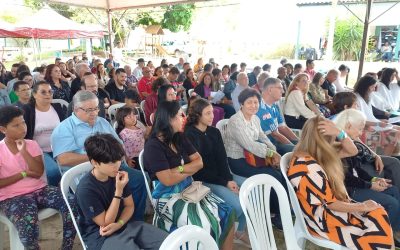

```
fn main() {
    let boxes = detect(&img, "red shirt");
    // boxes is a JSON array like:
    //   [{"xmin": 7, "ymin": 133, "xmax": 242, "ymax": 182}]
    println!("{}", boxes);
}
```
[{"xmin": 137, "ymin": 77, "xmax": 153, "ymax": 99}]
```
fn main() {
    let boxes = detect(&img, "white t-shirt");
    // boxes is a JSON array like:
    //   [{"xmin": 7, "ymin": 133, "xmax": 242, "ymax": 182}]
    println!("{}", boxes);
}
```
[
  {"xmin": 375, "ymin": 82, "xmax": 400, "ymax": 111},
  {"xmin": 355, "ymin": 93, "xmax": 379, "ymax": 122},
  {"xmin": 33, "ymin": 106, "xmax": 60, "ymax": 152}
]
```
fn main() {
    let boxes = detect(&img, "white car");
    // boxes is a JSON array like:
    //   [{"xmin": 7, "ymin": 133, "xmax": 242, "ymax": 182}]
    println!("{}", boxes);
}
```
[{"xmin": 161, "ymin": 40, "xmax": 192, "ymax": 57}]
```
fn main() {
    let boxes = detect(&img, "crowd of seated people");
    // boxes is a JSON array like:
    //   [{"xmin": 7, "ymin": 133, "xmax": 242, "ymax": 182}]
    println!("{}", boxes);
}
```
[{"xmin": 2, "ymin": 53, "xmax": 400, "ymax": 249}]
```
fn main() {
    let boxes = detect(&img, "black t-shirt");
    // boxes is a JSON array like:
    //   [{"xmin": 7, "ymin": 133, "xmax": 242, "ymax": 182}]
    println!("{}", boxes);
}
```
[
  {"xmin": 70, "ymin": 77, "xmax": 82, "ymax": 99},
  {"xmin": 75, "ymin": 172, "xmax": 132, "ymax": 250},
  {"xmin": 321, "ymin": 80, "xmax": 336, "ymax": 97},
  {"xmin": 105, "ymin": 82, "xmax": 127, "ymax": 103},
  {"xmin": 184, "ymin": 125, "xmax": 233, "ymax": 186},
  {"xmin": 143, "ymin": 135, "xmax": 197, "ymax": 181}
]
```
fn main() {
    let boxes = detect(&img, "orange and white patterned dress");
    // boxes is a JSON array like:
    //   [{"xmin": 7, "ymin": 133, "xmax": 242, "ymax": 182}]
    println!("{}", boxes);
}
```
[{"xmin": 288, "ymin": 155, "xmax": 393, "ymax": 250}]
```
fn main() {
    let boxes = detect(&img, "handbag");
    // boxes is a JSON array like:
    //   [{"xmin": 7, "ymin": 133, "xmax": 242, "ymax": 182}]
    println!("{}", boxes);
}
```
[
  {"xmin": 244, "ymin": 149, "xmax": 273, "ymax": 167},
  {"xmin": 181, "ymin": 181, "xmax": 210, "ymax": 203}
]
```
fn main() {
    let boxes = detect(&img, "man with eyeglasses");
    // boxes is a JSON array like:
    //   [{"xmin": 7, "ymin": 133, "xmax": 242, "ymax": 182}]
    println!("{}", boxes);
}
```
[
  {"xmin": 137, "ymin": 67, "xmax": 153, "ymax": 99},
  {"xmin": 13, "ymin": 81, "xmax": 31, "ymax": 108},
  {"xmin": 51, "ymin": 90, "xmax": 147, "ymax": 221},
  {"xmin": 66, "ymin": 73, "xmax": 108, "ymax": 118},
  {"xmin": 256, "ymin": 77, "xmax": 298, "ymax": 155}
]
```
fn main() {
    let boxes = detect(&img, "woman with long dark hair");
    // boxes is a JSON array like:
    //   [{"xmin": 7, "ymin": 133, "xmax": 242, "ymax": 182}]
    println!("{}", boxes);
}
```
[
  {"xmin": 22, "ymin": 80, "xmax": 65, "ymax": 186},
  {"xmin": 143, "ymin": 100, "xmax": 235, "ymax": 250},
  {"xmin": 184, "ymin": 98, "xmax": 250, "ymax": 246},
  {"xmin": 375, "ymin": 68, "xmax": 400, "ymax": 112},
  {"xmin": 44, "ymin": 64, "xmax": 71, "ymax": 102}
]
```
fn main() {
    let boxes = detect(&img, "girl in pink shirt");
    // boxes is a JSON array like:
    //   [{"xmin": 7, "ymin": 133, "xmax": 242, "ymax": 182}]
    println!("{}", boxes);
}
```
[
  {"xmin": 116, "ymin": 106, "xmax": 147, "ymax": 169},
  {"xmin": 0, "ymin": 106, "xmax": 76, "ymax": 249}
]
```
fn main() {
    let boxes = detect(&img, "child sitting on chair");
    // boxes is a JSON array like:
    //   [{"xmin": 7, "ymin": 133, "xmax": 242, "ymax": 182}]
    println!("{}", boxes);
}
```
[
  {"xmin": 75, "ymin": 133, "xmax": 168, "ymax": 250},
  {"xmin": 0, "ymin": 106, "xmax": 76, "ymax": 249}
]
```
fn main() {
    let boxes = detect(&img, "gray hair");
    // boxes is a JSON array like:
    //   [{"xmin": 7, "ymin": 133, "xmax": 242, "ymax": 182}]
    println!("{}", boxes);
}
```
[
  {"xmin": 257, "ymin": 71, "xmax": 269, "ymax": 84},
  {"xmin": 262, "ymin": 77, "xmax": 281, "ymax": 92},
  {"xmin": 73, "ymin": 90, "xmax": 98, "ymax": 109},
  {"xmin": 75, "ymin": 62, "xmax": 89, "ymax": 76}
]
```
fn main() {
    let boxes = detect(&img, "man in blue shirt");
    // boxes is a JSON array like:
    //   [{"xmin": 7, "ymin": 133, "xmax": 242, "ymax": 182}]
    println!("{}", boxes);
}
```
[
  {"xmin": 256, "ymin": 77, "xmax": 299, "ymax": 155},
  {"xmin": 51, "ymin": 90, "xmax": 146, "ymax": 220}
]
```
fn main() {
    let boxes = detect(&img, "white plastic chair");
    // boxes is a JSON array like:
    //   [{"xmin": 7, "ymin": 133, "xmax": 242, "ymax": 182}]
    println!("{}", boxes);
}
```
[
  {"xmin": 181, "ymin": 104, "xmax": 188, "ymax": 114},
  {"xmin": 239, "ymin": 174, "xmax": 300, "ymax": 250},
  {"xmin": 215, "ymin": 119, "xmax": 229, "ymax": 142},
  {"xmin": 107, "ymin": 103, "xmax": 126, "ymax": 124},
  {"xmin": 138, "ymin": 150, "xmax": 155, "ymax": 209},
  {"xmin": 140, "ymin": 100, "xmax": 145, "ymax": 112},
  {"xmin": 280, "ymin": 153, "xmax": 348, "ymax": 250},
  {"xmin": 0, "ymin": 208, "xmax": 59, "ymax": 250},
  {"xmin": 60, "ymin": 161, "xmax": 93, "ymax": 250},
  {"xmin": 188, "ymin": 88, "xmax": 194, "ymax": 97},
  {"xmin": 159, "ymin": 225, "xmax": 218, "ymax": 250},
  {"xmin": 52, "ymin": 98, "xmax": 69, "ymax": 110}
]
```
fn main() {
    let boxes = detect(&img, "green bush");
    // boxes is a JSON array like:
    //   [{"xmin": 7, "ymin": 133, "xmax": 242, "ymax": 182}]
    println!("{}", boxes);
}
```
[{"xmin": 332, "ymin": 18, "xmax": 363, "ymax": 61}]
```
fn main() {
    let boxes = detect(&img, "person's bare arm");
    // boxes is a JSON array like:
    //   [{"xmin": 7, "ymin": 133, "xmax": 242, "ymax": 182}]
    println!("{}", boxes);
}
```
[
  {"xmin": 278, "ymin": 125, "xmax": 299, "ymax": 141},
  {"xmin": 57, "ymin": 152, "xmax": 89, "ymax": 166}
]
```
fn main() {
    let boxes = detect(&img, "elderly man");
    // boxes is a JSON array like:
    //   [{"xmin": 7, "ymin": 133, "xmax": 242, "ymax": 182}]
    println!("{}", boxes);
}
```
[
  {"xmin": 51, "ymin": 90, "xmax": 147, "ymax": 220},
  {"xmin": 253, "ymin": 71, "xmax": 269, "ymax": 93},
  {"xmin": 175, "ymin": 57, "xmax": 185, "ymax": 72},
  {"xmin": 256, "ymin": 77, "xmax": 298, "ymax": 155},
  {"xmin": 67, "ymin": 73, "xmax": 109, "ymax": 118},
  {"xmin": 124, "ymin": 65, "xmax": 138, "ymax": 88},
  {"xmin": 277, "ymin": 66, "xmax": 290, "ymax": 94},
  {"xmin": 137, "ymin": 66, "xmax": 153, "ymax": 99},
  {"xmin": 231, "ymin": 72, "xmax": 249, "ymax": 111},
  {"xmin": 105, "ymin": 68, "xmax": 128, "ymax": 104},
  {"xmin": 70, "ymin": 62, "xmax": 90, "ymax": 98}
]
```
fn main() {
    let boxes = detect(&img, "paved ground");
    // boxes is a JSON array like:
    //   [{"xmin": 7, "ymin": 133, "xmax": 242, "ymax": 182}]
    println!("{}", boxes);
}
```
[{"xmin": 1, "ymin": 213, "xmax": 326, "ymax": 250}]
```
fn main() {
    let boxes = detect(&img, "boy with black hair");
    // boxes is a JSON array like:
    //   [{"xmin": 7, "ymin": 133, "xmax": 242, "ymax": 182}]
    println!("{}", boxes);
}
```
[
  {"xmin": 0, "ymin": 106, "xmax": 76, "ymax": 249},
  {"xmin": 75, "ymin": 133, "xmax": 168, "ymax": 250}
]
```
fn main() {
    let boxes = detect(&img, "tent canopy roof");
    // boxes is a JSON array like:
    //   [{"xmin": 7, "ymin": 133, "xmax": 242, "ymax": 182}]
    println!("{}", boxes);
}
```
[
  {"xmin": 1, "ymin": 6, "xmax": 104, "ymax": 39},
  {"xmin": 48, "ymin": 0, "xmax": 208, "ymax": 11}
]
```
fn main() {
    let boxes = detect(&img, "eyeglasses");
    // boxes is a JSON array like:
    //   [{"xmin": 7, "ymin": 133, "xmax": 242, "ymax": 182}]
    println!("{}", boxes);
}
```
[
  {"xmin": 38, "ymin": 90, "xmax": 54, "ymax": 95},
  {"xmin": 79, "ymin": 106, "xmax": 100, "ymax": 114}
]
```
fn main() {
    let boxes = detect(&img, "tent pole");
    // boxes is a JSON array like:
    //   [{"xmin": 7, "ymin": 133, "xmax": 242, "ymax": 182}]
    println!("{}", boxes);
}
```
[
  {"xmin": 32, "ymin": 37, "xmax": 38, "ymax": 67},
  {"xmin": 107, "ymin": 9, "xmax": 113, "ymax": 54},
  {"xmin": 357, "ymin": 0, "xmax": 373, "ymax": 80}
]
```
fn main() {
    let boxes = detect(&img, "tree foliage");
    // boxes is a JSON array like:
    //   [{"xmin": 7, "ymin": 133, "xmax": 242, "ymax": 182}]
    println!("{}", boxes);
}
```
[
  {"xmin": 161, "ymin": 4, "xmax": 195, "ymax": 32},
  {"xmin": 332, "ymin": 18, "xmax": 363, "ymax": 61},
  {"xmin": 24, "ymin": 0, "xmax": 75, "ymax": 18}
]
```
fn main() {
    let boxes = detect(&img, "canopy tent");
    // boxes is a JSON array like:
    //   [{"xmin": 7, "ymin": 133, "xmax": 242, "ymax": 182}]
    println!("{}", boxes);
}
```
[
  {"xmin": 48, "ymin": 0, "xmax": 207, "ymax": 11},
  {"xmin": 11, "ymin": 7, "xmax": 103, "ymax": 39},
  {"xmin": 48, "ymin": 0, "xmax": 208, "ymax": 52}
]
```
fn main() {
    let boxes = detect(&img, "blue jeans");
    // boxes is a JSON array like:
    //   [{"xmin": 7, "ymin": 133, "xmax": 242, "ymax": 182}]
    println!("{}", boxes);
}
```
[
  {"xmin": 228, "ymin": 157, "xmax": 287, "ymax": 215},
  {"xmin": 121, "ymin": 162, "xmax": 147, "ymax": 221},
  {"xmin": 350, "ymin": 186, "xmax": 400, "ymax": 231},
  {"xmin": 268, "ymin": 137, "xmax": 297, "ymax": 155},
  {"xmin": 203, "ymin": 174, "xmax": 247, "ymax": 231},
  {"xmin": 43, "ymin": 152, "xmax": 62, "ymax": 187}
]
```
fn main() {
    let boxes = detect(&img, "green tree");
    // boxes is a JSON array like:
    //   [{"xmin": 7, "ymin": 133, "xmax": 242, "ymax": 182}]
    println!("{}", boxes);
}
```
[
  {"xmin": 24, "ymin": 0, "xmax": 76, "ymax": 18},
  {"xmin": 161, "ymin": 4, "xmax": 195, "ymax": 32},
  {"xmin": 332, "ymin": 18, "xmax": 363, "ymax": 61}
]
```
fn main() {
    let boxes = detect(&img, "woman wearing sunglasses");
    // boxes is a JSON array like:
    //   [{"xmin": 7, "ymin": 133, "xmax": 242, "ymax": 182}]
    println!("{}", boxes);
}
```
[{"xmin": 22, "ymin": 81, "xmax": 65, "ymax": 186}]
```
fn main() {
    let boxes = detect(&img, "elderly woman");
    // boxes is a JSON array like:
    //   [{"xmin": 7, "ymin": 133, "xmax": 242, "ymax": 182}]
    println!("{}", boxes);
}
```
[
  {"xmin": 224, "ymin": 88, "xmax": 287, "ymax": 228},
  {"xmin": 309, "ymin": 72, "xmax": 333, "ymax": 117},
  {"xmin": 284, "ymin": 73, "xmax": 320, "ymax": 129},
  {"xmin": 22, "ymin": 80, "xmax": 65, "ymax": 186},
  {"xmin": 143, "ymin": 101, "xmax": 235, "ymax": 250},
  {"xmin": 44, "ymin": 64, "xmax": 71, "ymax": 102}
]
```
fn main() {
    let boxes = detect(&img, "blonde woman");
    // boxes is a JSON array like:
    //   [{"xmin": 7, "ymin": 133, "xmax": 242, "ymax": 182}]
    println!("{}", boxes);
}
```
[
  {"xmin": 334, "ymin": 109, "xmax": 400, "ymax": 246},
  {"xmin": 288, "ymin": 116, "xmax": 394, "ymax": 249},
  {"xmin": 283, "ymin": 73, "xmax": 320, "ymax": 129}
]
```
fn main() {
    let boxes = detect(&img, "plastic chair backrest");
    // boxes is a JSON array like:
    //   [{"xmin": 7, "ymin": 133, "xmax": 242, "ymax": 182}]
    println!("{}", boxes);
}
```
[
  {"xmin": 239, "ymin": 174, "xmax": 300, "ymax": 250},
  {"xmin": 140, "ymin": 100, "xmax": 145, "ymax": 111},
  {"xmin": 138, "ymin": 150, "xmax": 155, "ymax": 209},
  {"xmin": 108, "ymin": 103, "xmax": 126, "ymax": 123},
  {"xmin": 181, "ymin": 104, "xmax": 188, "ymax": 114},
  {"xmin": 279, "ymin": 153, "xmax": 348, "ymax": 250},
  {"xmin": 52, "ymin": 98, "xmax": 69, "ymax": 109},
  {"xmin": 188, "ymin": 88, "xmax": 194, "ymax": 97},
  {"xmin": 60, "ymin": 161, "xmax": 93, "ymax": 250},
  {"xmin": 215, "ymin": 118, "xmax": 229, "ymax": 136},
  {"xmin": 159, "ymin": 225, "xmax": 218, "ymax": 250}
]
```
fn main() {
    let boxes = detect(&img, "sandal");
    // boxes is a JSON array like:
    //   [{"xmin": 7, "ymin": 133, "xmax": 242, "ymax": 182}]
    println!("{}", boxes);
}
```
[{"xmin": 234, "ymin": 231, "xmax": 251, "ymax": 248}]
